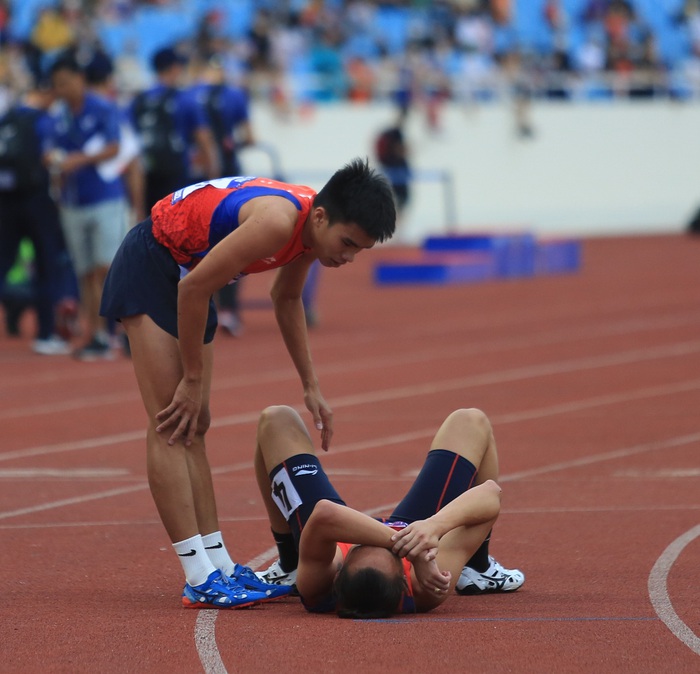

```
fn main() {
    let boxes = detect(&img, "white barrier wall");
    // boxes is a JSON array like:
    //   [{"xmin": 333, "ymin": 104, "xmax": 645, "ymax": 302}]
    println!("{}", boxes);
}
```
[{"xmin": 248, "ymin": 100, "xmax": 700, "ymax": 242}]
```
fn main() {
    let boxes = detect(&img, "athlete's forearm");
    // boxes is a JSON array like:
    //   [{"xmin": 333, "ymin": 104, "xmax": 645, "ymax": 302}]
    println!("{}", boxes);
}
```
[
  {"xmin": 176, "ymin": 280, "xmax": 210, "ymax": 380},
  {"xmin": 428, "ymin": 480, "xmax": 501, "ymax": 536},
  {"xmin": 273, "ymin": 294, "xmax": 317, "ymax": 389},
  {"xmin": 305, "ymin": 500, "xmax": 395, "ymax": 550}
]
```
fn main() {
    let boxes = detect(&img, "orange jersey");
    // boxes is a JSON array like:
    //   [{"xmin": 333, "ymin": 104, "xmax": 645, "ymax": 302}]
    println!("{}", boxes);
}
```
[{"xmin": 151, "ymin": 176, "xmax": 316, "ymax": 277}]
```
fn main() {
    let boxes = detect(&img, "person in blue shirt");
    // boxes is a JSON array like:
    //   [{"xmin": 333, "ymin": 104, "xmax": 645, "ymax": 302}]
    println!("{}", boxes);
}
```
[
  {"xmin": 84, "ymin": 48, "xmax": 146, "ymax": 226},
  {"xmin": 0, "ymin": 79, "xmax": 75, "ymax": 355},
  {"xmin": 131, "ymin": 46, "xmax": 219, "ymax": 211},
  {"xmin": 190, "ymin": 56, "xmax": 255, "ymax": 337},
  {"xmin": 47, "ymin": 53, "xmax": 129, "ymax": 360},
  {"xmin": 191, "ymin": 56, "xmax": 254, "ymax": 178}
]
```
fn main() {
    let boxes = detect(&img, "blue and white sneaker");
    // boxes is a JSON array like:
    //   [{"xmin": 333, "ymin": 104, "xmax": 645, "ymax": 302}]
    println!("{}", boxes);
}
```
[
  {"xmin": 231, "ymin": 563, "xmax": 295, "ymax": 600},
  {"xmin": 182, "ymin": 569, "xmax": 267, "ymax": 609}
]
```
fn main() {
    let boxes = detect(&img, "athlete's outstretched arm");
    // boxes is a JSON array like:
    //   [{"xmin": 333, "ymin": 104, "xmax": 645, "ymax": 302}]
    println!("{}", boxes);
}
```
[{"xmin": 271, "ymin": 255, "xmax": 333, "ymax": 451}]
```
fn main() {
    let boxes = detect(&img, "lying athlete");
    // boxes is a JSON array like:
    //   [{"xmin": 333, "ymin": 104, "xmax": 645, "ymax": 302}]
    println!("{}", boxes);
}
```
[{"xmin": 254, "ymin": 405, "xmax": 524, "ymax": 617}]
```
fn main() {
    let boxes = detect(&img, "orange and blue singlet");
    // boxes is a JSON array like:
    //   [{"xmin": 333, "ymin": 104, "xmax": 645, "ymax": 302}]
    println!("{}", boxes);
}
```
[{"xmin": 151, "ymin": 176, "xmax": 317, "ymax": 279}]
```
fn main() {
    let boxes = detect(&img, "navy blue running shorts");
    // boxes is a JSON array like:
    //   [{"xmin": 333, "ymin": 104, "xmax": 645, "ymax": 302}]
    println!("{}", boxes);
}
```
[
  {"xmin": 100, "ymin": 218, "xmax": 218, "ymax": 343},
  {"xmin": 386, "ymin": 449, "xmax": 478, "ymax": 524},
  {"xmin": 269, "ymin": 453, "xmax": 346, "ymax": 548}
]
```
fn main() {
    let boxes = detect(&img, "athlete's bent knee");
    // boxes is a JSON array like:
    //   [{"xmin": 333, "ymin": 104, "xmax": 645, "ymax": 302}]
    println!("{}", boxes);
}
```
[
  {"xmin": 258, "ymin": 405, "xmax": 303, "ymax": 435},
  {"xmin": 449, "ymin": 408, "xmax": 491, "ymax": 433},
  {"xmin": 480, "ymin": 479, "xmax": 502, "ymax": 520}
]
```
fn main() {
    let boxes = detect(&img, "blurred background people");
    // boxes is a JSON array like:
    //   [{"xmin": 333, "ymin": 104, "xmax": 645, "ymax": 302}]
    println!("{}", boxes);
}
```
[
  {"xmin": 0, "ymin": 76, "xmax": 74, "ymax": 354},
  {"xmin": 375, "ymin": 108, "xmax": 412, "ymax": 227},
  {"xmin": 131, "ymin": 45, "xmax": 218, "ymax": 211},
  {"xmin": 47, "ymin": 53, "xmax": 128, "ymax": 360},
  {"xmin": 191, "ymin": 54, "xmax": 255, "ymax": 337}
]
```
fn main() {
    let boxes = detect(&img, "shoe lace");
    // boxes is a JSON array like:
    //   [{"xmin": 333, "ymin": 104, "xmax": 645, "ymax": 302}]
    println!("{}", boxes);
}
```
[
  {"xmin": 234, "ymin": 564, "xmax": 260, "ymax": 583},
  {"xmin": 217, "ymin": 576, "xmax": 253, "ymax": 600}
]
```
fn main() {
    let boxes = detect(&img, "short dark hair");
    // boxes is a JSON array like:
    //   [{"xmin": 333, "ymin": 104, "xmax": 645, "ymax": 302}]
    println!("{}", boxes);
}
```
[
  {"xmin": 49, "ymin": 54, "xmax": 83, "ymax": 78},
  {"xmin": 152, "ymin": 46, "xmax": 188, "ymax": 73},
  {"xmin": 334, "ymin": 552, "xmax": 407, "ymax": 619},
  {"xmin": 314, "ymin": 158, "xmax": 396, "ymax": 243},
  {"xmin": 85, "ymin": 50, "xmax": 114, "ymax": 85}
]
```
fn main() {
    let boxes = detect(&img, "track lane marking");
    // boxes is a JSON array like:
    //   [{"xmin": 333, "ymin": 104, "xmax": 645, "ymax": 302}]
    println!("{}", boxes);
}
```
[
  {"xmin": 3, "ymin": 312, "xmax": 700, "ymax": 419},
  {"xmin": 0, "ymin": 418, "xmax": 700, "ymax": 520},
  {"xmin": 648, "ymin": 525, "xmax": 700, "ymax": 656},
  {"xmin": 4, "ymin": 349, "xmax": 700, "ymax": 463},
  {"xmin": 6, "ymin": 308, "xmax": 700, "ymax": 391}
]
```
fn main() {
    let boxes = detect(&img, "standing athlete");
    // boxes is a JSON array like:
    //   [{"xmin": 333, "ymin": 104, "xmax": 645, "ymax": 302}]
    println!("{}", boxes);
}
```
[{"xmin": 100, "ymin": 159, "xmax": 396, "ymax": 608}]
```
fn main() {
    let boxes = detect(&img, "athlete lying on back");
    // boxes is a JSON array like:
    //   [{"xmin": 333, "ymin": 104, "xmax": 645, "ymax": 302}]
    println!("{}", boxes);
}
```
[{"xmin": 254, "ymin": 405, "xmax": 524, "ymax": 617}]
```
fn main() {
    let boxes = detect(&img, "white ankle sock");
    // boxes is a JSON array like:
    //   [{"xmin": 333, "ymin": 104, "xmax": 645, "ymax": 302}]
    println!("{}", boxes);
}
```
[
  {"xmin": 201, "ymin": 531, "xmax": 236, "ymax": 576},
  {"xmin": 173, "ymin": 534, "xmax": 216, "ymax": 587}
]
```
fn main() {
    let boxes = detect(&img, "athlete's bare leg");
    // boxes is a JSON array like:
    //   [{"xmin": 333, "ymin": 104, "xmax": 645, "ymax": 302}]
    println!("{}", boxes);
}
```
[
  {"xmin": 254, "ymin": 405, "xmax": 315, "ymax": 533},
  {"xmin": 430, "ymin": 408, "xmax": 499, "ymax": 483},
  {"xmin": 123, "ymin": 313, "xmax": 218, "ymax": 542}
]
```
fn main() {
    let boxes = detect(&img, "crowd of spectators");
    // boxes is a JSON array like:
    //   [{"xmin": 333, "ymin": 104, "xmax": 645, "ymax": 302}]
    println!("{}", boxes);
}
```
[{"xmin": 2, "ymin": 0, "xmax": 700, "ymax": 113}]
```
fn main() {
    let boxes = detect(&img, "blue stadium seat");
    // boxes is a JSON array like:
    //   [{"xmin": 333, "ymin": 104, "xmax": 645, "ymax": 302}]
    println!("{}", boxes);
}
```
[
  {"xmin": 513, "ymin": 0, "xmax": 553, "ymax": 52},
  {"xmin": 220, "ymin": 0, "xmax": 254, "ymax": 40},
  {"xmin": 132, "ymin": 6, "xmax": 199, "ymax": 65},
  {"xmin": 342, "ymin": 32, "xmax": 381, "ymax": 62},
  {"xmin": 98, "ymin": 21, "xmax": 134, "ymax": 60},
  {"xmin": 8, "ymin": 0, "xmax": 55, "ymax": 40},
  {"xmin": 373, "ymin": 7, "xmax": 410, "ymax": 56}
]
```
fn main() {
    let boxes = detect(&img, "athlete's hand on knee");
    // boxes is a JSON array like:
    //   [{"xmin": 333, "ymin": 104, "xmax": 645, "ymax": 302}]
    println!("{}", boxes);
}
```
[
  {"xmin": 155, "ymin": 378, "xmax": 202, "ymax": 446},
  {"xmin": 391, "ymin": 520, "xmax": 441, "ymax": 560},
  {"xmin": 304, "ymin": 387, "xmax": 334, "ymax": 451}
]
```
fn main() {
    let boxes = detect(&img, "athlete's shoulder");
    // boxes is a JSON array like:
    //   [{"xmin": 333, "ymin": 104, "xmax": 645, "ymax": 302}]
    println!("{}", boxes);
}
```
[{"xmin": 245, "ymin": 178, "xmax": 316, "ymax": 200}]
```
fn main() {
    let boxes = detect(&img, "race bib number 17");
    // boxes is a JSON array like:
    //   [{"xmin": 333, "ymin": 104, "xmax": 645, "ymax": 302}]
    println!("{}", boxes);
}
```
[{"xmin": 271, "ymin": 467, "xmax": 303, "ymax": 520}]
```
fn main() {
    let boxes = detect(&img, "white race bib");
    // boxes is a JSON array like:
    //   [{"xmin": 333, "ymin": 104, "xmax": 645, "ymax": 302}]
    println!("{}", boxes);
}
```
[{"xmin": 270, "ymin": 467, "xmax": 303, "ymax": 520}]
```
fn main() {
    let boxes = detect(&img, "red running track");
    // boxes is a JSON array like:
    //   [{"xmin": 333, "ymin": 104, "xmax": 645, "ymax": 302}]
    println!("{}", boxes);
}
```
[{"xmin": 1, "ymin": 235, "xmax": 699, "ymax": 674}]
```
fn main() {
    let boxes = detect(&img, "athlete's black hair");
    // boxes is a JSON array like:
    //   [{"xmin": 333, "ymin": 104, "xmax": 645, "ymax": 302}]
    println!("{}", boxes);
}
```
[
  {"xmin": 49, "ymin": 53, "xmax": 83, "ymax": 77},
  {"xmin": 314, "ymin": 158, "xmax": 396, "ymax": 243},
  {"xmin": 334, "ymin": 549, "xmax": 407, "ymax": 619}
]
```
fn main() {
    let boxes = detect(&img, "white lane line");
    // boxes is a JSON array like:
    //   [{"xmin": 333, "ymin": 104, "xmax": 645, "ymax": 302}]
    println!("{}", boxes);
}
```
[
  {"xmin": 194, "ymin": 611, "xmax": 227, "ymax": 674},
  {"xmin": 648, "ymin": 525, "xmax": 700, "ymax": 655},
  {"xmin": 0, "ymin": 430, "xmax": 146, "ymax": 463},
  {"xmin": 0, "ymin": 484, "xmax": 148, "ymax": 521},
  {"xmin": 0, "ymin": 392, "xmax": 139, "ymax": 421},
  {"xmin": 0, "ymin": 515, "xmax": 271, "ymax": 530},
  {"xmin": 2, "ymin": 387, "xmax": 699, "ymax": 521},
  {"xmin": 4, "ymin": 312, "xmax": 700, "ymax": 420},
  {"xmin": 7, "ymin": 308, "xmax": 700, "ymax": 391},
  {"xmin": 194, "ymin": 500, "xmax": 401, "ymax": 674},
  {"xmin": 0, "ymin": 468, "xmax": 130, "ymax": 478},
  {"xmin": 5, "ymin": 345, "xmax": 700, "ymax": 464},
  {"xmin": 3, "ymin": 504, "xmax": 700, "ymax": 531},
  {"xmin": 614, "ymin": 468, "xmax": 700, "ymax": 478},
  {"xmin": 498, "ymin": 433, "xmax": 700, "ymax": 483},
  {"xmin": 316, "ymin": 341, "xmax": 700, "ymax": 412}
]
